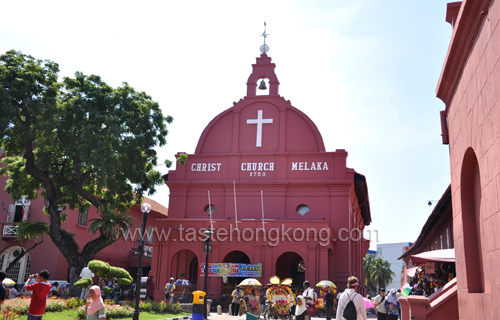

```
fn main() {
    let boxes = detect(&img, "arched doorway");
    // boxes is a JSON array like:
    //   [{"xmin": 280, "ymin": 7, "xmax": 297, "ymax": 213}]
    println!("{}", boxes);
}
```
[
  {"xmin": 0, "ymin": 246, "xmax": 31, "ymax": 284},
  {"xmin": 221, "ymin": 251, "xmax": 251, "ymax": 303},
  {"xmin": 275, "ymin": 252, "xmax": 305, "ymax": 291},
  {"xmin": 188, "ymin": 256, "xmax": 199, "ymax": 290},
  {"xmin": 171, "ymin": 249, "xmax": 198, "ymax": 298}
]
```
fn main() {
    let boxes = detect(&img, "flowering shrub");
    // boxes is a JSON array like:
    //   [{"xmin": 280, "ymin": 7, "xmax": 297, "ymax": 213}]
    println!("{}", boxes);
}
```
[
  {"xmin": 0, "ymin": 307, "xmax": 20, "ymax": 320},
  {"xmin": 2, "ymin": 297, "xmax": 86, "ymax": 314},
  {"xmin": 77, "ymin": 305, "xmax": 134, "ymax": 319}
]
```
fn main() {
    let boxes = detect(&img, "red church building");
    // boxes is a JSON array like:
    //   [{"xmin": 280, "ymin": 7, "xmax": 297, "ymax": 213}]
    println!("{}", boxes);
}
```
[{"xmin": 149, "ymin": 48, "xmax": 372, "ymax": 302}]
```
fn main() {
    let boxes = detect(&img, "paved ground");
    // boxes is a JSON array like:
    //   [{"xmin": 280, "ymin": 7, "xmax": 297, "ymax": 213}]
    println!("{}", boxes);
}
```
[
  {"xmin": 203, "ymin": 312, "xmax": 377, "ymax": 320},
  {"xmin": 165, "ymin": 311, "xmax": 378, "ymax": 320}
]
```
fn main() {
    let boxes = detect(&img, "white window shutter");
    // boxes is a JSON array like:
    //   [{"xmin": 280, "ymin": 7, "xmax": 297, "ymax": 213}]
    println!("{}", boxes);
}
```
[
  {"xmin": 23, "ymin": 205, "xmax": 30, "ymax": 220},
  {"xmin": 8, "ymin": 205, "xmax": 15, "ymax": 222}
]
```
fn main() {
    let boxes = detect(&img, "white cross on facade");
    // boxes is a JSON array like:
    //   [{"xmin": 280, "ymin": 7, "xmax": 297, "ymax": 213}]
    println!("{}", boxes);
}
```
[{"xmin": 246, "ymin": 110, "xmax": 273, "ymax": 147}]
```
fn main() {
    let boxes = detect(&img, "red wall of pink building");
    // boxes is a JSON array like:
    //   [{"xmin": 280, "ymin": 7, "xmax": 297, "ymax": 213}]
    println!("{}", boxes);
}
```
[{"xmin": 437, "ymin": 0, "xmax": 500, "ymax": 319}]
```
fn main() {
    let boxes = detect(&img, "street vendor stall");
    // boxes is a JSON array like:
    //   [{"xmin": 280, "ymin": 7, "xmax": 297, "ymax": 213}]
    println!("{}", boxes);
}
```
[
  {"xmin": 238, "ymin": 278, "xmax": 262, "ymax": 316},
  {"xmin": 264, "ymin": 276, "xmax": 293, "ymax": 320}
]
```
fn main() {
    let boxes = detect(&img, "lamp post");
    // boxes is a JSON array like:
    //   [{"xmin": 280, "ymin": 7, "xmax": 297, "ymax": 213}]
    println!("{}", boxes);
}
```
[
  {"xmin": 133, "ymin": 202, "xmax": 152, "ymax": 320},
  {"xmin": 202, "ymin": 229, "xmax": 213, "ymax": 320}
]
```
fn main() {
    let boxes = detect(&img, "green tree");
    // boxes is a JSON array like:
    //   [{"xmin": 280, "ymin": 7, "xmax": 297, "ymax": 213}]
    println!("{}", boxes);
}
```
[
  {"xmin": 0, "ymin": 50, "xmax": 178, "ymax": 294},
  {"xmin": 366, "ymin": 256, "xmax": 395, "ymax": 290},
  {"xmin": 363, "ymin": 254, "xmax": 377, "ymax": 293}
]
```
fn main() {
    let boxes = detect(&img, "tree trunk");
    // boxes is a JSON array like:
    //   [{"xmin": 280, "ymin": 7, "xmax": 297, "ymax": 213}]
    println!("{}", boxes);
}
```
[{"xmin": 68, "ymin": 262, "xmax": 86, "ymax": 297}]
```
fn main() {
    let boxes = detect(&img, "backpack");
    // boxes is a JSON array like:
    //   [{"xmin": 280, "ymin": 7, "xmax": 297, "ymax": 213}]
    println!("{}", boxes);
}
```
[{"xmin": 342, "ymin": 292, "xmax": 357, "ymax": 320}]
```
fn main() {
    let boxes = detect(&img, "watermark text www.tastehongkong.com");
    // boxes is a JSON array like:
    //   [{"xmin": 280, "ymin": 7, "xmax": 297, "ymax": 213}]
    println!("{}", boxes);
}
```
[{"xmin": 121, "ymin": 224, "xmax": 379, "ymax": 247}]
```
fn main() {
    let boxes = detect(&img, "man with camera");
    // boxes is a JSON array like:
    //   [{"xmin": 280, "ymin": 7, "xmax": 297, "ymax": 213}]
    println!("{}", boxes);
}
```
[{"xmin": 24, "ymin": 270, "xmax": 52, "ymax": 320}]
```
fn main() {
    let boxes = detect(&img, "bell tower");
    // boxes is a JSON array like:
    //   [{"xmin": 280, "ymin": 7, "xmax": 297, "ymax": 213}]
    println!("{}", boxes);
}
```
[{"xmin": 246, "ymin": 23, "xmax": 280, "ymax": 97}]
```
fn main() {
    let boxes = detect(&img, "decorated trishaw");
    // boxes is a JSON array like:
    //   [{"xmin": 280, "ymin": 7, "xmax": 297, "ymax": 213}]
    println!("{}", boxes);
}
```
[
  {"xmin": 315, "ymin": 280, "xmax": 337, "ymax": 317},
  {"xmin": 263, "ymin": 276, "xmax": 293, "ymax": 320},
  {"xmin": 238, "ymin": 278, "xmax": 263, "ymax": 316}
]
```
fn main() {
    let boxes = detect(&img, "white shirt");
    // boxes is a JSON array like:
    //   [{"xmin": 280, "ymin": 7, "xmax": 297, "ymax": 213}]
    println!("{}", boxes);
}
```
[
  {"xmin": 373, "ymin": 294, "xmax": 387, "ymax": 313},
  {"xmin": 303, "ymin": 287, "xmax": 314, "ymax": 302},
  {"xmin": 335, "ymin": 288, "xmax": 367, "ymax": 320},
  {"xmin": 9, "ymin": 288, "xmax": 18, "ymax": 299},
  {"xmin": 79, "ymin": 267, "xmax": 94, "ymax": 279}
]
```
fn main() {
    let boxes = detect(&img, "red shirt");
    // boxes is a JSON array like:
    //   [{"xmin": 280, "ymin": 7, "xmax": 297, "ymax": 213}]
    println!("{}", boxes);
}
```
[{"xmin": 26, "ymin": 282, "xmax": 52, "ymax": 316}]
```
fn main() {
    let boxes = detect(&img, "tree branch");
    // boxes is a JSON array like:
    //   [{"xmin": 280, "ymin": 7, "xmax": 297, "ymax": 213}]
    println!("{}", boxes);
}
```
[{"xmin": 5, "ymin": 241, "xmax": 44, "ymax": 272}]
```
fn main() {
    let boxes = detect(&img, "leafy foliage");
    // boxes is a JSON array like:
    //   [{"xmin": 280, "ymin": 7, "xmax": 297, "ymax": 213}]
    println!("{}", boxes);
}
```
[
  {"xmin": 73, "ymin": 278, "xmax": 92, "ymax": 288},
  {"xmin": 83, "ymin": 260, "xmax": 132, "ymax": 287},
  {"xmin": 363, "ymin": 254, "xmax": 395, "ymax": 293},
  {"xmin": 0, "ymin": 50, "xmax": 179, "ymax": 286},
  {"xmin": 15, "ymin": 219, "xmax": 49, "ymax": 242}
]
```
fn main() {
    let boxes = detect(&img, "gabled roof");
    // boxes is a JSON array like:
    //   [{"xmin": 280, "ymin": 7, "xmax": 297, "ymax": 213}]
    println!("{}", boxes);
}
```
[{"xmin": 399, "ymin": 184, "xmax": 452, "ymax": 260}]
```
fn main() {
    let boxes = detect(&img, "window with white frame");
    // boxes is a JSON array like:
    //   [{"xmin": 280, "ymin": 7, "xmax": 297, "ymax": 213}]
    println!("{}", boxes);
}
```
[
  {"xmin": 6, "ymin": 196, "xmax": 30, "ymax": 223},
  {"xmin": 78, "ymin": 212, "xmax": 88, "ymax": 226}
]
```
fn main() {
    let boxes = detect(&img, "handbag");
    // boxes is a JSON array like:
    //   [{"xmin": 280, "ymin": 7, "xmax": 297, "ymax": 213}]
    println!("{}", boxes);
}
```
[
  {"xmin": 305, "ymin": 288, "xmax": 316, "ymax": 315},
  {"xmin": 306, "ymin": 302, "xmax": 316, "ymax": 315}
]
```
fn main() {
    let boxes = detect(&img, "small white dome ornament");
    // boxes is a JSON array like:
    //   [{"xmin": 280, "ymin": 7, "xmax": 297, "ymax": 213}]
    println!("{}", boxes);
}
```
[{"xmin": 260, "ymin": 21, "xmax": 269, "ymax": 54}]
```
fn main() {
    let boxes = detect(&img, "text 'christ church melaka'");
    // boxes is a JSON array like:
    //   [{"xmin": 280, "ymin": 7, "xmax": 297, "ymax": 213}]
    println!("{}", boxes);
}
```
[{"xmin": 150, "ymin": 37, "xmax": 372, "ymax": 301}]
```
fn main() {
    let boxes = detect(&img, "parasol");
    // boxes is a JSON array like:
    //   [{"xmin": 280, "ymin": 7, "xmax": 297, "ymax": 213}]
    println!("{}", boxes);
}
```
[
  {"xmin": 239, "ymin": 278, "xmax": 262, "ymax": 286},
  {"xmin": 174, "ymin": 279, "xmax": 192, "ymax": 286},
  {"xmin": 2, "ymin": 278, "xmax": 15, "ymax": 286},
  {"xmin": 400, "ymin": 284, "xmax": 412, "ymax": 296},
  {"xmin": 363, "ymin": 297, "xmax": 375, "ymax": 309},
  {"xmin": 316, "ymin": 280, "xmax": 336, "ymax": 288}
]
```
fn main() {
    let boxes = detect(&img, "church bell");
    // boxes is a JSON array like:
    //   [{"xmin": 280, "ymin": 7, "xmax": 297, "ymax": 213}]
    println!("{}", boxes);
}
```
[{"xmin": 258, "ymin": 79, "xmax": 267, "ymax": 90}]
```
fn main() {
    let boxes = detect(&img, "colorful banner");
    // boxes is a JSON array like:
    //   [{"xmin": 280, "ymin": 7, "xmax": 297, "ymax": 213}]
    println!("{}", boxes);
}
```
[{"xmin": 199, "ymin": 263, "xmax": 262, "ymax": 277}]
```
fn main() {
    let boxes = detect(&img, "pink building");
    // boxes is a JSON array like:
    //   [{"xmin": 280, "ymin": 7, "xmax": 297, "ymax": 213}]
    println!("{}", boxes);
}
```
[
  {"xmin": 0, "ymin": 148, "xmax": 168, "ymax": 284},
  {"xmin": 149, "ymin": 52, "xmax": 372, "ymax": 304},
  {"xmin": 401, "ymin": 0, "xmax": 500, "ymax": 319},
  {"xmin": 436, "ymin": 0, "xmax": 500, "ymax": 319}
]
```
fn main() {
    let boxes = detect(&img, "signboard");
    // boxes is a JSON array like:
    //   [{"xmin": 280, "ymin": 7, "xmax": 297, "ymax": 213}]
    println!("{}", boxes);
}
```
[
  {"xmin": 131, "ymin": 247, "xmax": 153, "ymax": 260},
  {"xmin": 199, "ymin": 263, "xmax": 262, "ymax": 277}
]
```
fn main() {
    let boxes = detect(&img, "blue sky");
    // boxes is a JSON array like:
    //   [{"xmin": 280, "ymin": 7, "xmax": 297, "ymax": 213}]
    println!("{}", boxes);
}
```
[{"xmin": 0, "ymin": 0, "xmax": 453, "ymax": 250}]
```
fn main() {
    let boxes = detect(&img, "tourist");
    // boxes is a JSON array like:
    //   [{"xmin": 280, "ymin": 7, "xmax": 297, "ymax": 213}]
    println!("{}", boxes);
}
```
[
  {"xmin": 395, "ymin": 289, "xmax": 402, "ymax": 319},
  {"xmin": 384, "ymin": 289, "xmax": 400, "ymax": 320},
  {"xmin": 24, "ymin": 270, "xmax": 52, "ymax": 320},
  {"xmin": 99, "ymin": 279, "xmax": 107, "ymax": 299},
  {"xmin": 290, "ymin": 287, "xmax": 297, "ymax": 315},
  {"xmin": 146, "ymin": 276, "xmax": 156, "ymax": 300},
  {"xmin": 260, "ymin": 287, "xmax": 267, "ymax": 315},
  {"xmin": 9, "ymin": 284, "xmax": 20, "ymax": 299},
  {"xmin": 295, "ymin": 295, "xmax": 307, "ymax": 320},
  {"xmin": 335, "ymin": 276, "xmax": 367, "ymax": 320},
  {"xmin": 79, "ymin": 266, "xmax": 94, "ymax": 300},
  {"xmin": 302, "ymin": 281, "xmax": 314, "ymax": 320},
  {"xmin": 165, "ymin": 277, "xmax": 176, "ymax": 303},
  {"xmin": 85, "ymin": 285, "xmax": 106, "ymax": 319},
  {"xmin": 231, "ymin": 285, "xmax": 242, "ymax": 316},
  {"xmin": 0, "ymin": 271, "xmax": 6, "ymax": 304},
  {"xmin": 373, "ymin": 288, "xmax": 387, "ymax": 320},
  {"xmin": 51, "ymin": 282, "xmax": 61, "ymax": 297},
  {"xmin": 324, "ymin": 287, "xmax": 335, "ymax": 320}
]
